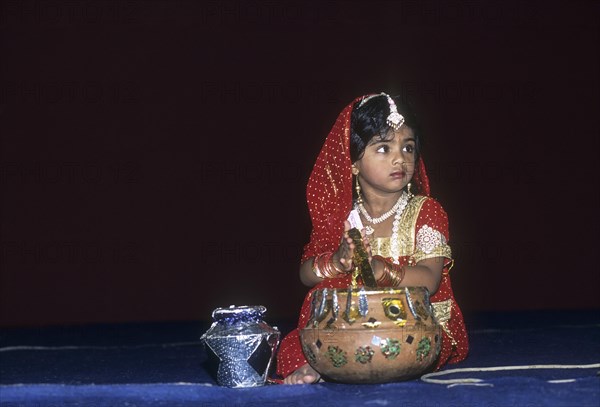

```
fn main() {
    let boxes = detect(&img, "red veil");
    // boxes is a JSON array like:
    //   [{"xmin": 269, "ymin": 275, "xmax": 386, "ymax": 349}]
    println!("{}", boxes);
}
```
[{"xmin": 302, "ymin": 96, "xmax": 430, "ymax": 262}]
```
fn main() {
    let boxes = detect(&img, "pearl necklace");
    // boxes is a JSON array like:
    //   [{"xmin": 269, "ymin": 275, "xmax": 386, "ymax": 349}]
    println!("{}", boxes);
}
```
[
  {"xmin": 358, "ymin": 193, "xmax": 406, "ymax": 224},
  {"xmin": 357, "ymin": 192, "xmax": 409, "ymax": 265}
]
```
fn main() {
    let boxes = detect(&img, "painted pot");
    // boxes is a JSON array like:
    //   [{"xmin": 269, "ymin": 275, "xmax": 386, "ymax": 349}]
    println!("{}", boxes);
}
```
[{"xmin": 300, "ymin": 287, "xmax": 441, "ymax": 383}]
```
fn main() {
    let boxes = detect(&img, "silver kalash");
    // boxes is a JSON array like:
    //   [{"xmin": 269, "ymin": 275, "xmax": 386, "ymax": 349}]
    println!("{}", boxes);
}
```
[{"xmin": 201, "ymin": 305, "xmax": 280, "ymax": 388}]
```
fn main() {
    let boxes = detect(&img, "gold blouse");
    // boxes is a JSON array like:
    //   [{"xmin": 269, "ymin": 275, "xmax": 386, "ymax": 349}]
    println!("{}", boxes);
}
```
[{"xmin": 369, "ymin": 196, "xmax": 452, "ymax": 264}]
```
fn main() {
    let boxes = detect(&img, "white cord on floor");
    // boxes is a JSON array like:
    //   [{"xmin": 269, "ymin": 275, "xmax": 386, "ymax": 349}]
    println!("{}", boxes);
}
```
[{"xmin": 421, "ymin": 363, "xmax": 600, "ymax": 387}]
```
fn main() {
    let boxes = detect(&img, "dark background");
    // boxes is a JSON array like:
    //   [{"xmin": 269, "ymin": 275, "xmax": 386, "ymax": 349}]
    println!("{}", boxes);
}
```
[{"xmin": 1, "ymin": 0, "xmax": 598, "ymax": 327}]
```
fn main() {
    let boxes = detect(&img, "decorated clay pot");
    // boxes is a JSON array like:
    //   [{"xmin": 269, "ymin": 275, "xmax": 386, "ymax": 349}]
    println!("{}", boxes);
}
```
[{"xmin": 300, "ymin": 287, "xmax": 441, "ymax": 383}]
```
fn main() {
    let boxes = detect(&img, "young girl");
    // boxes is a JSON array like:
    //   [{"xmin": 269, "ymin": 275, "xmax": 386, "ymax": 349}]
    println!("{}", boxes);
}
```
[{"xmin": 277, "ymin": 93, "xmax": 469, "ymax": 384}]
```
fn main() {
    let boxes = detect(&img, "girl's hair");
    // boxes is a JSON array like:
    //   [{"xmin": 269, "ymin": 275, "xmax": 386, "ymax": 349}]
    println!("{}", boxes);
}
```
[{"xmin": 350, "ymin": 95, "xmax": 422, "ymax": 163}]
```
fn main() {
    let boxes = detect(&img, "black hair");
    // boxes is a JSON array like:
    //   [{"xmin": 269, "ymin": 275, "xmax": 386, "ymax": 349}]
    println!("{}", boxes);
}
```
[{"xmin": 350, "ymin": 95, "xmax": 422, "ymax": 163}]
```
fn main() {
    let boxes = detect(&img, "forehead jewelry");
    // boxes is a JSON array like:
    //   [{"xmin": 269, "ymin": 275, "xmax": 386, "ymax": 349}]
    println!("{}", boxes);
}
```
[
  {"xmin": 358, "ymin": 93, "xmax": 405, "ymax": 131},
  {"xmin": 385, "ymin": 95, "xmax": 404, "ymax": 130}
]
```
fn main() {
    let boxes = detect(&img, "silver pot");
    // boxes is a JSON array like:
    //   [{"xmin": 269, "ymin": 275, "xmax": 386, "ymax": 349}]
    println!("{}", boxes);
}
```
[{"xmin": 201, "ymin": 305, "xmax": 280, "ymax": 388}]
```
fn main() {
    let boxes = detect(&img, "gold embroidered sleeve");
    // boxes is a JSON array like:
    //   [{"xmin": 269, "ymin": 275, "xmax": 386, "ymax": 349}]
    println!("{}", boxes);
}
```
[
  {"xmin": 412, "ymin": 224, "xmax": 452, "ymax": 263},
  {"xmin": 431, "ymin": 299, "xmax": 457, "ymax": 346},
  {"xmin": 431, "ymin": 299, "xmax": 452, "ymax": 324}
]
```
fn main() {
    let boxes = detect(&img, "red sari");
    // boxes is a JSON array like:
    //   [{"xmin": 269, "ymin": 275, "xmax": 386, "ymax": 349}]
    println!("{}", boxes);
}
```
[{"xmin": 276, "ymin": 97, "xmax": 468, "ymax": 379}]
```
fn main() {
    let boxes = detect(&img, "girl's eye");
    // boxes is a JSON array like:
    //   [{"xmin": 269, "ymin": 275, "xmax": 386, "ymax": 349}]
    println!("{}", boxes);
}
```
[
  {"xmin": 376, "ymin": 145, "xmax": 389, "ymax": 153},
  {"xmin": 403, "ymin": 144, "xmax": 415, "ymax": 153}
]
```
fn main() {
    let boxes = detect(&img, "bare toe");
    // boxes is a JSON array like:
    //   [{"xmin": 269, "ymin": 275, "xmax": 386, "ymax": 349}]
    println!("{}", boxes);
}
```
[{"xmin": 284, "ymin": 364, "xmax": 321, "ymax": 385}]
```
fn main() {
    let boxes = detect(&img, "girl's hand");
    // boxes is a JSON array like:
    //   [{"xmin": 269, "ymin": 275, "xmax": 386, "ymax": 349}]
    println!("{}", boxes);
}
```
[{"xmin": 333, "ymin": 221, "xmax": 355, "ymax": 272}]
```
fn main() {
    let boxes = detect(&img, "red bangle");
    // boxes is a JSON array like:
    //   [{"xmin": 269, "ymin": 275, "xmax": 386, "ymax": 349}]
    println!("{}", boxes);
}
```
[
  {"xmin": 312, "ymin": 252, "xmax": 346, "ymax": 279},
  {"xmin": 374, "ymin": 256, "xmax": 406, "ymax": 287}
]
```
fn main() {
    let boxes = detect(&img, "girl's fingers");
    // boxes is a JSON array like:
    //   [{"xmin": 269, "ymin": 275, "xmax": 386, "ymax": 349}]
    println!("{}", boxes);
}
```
[
  {"xmin": 340, "ymin": 257, "xmax": 353, "ymax": 271},
  {"xmin": 344, "ymin": 220, "xmax": 351, "ymax": 232},
  {"xmin": 337, "ymin": 222, "xmax": 356, "ymax": 272}
]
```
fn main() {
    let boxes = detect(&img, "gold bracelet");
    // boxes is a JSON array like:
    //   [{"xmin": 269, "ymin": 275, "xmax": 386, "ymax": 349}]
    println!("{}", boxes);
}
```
[
  {"xmin": 312, "ymin": 252, "xmax": 346, "ymax": 279},
  {"xmin": 313, "ymin": 252, "xmax": 336, "ymax": 279},
  {"xmin": 312, "ymin": 253, "xmax": 327, "ymax": 279},
  {"xmin": 389, "ymin": 264, "xmax": 406, "ymax": 286},
  {"xmin": 321, "ymin": 252, "xmax": 344, "ymax": 278},
  {"xmin": 325, "ymin": 253, "xmax": 348, "ymax": 276},
  {"xmin": 374, "ymin": 256, "xmax": 406, "ymax": 287}
]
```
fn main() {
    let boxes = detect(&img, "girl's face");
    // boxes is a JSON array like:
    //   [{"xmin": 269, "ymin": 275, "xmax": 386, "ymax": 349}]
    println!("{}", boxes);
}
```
[{"xmin": 354, "ymin": 126, "xmax": 416, "ymax": 196}]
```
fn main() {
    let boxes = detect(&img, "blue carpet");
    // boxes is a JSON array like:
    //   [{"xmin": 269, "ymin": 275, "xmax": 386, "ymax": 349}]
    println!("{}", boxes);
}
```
[{"xmin": 1, "ymin": 310, "xmax": 599, "ymax": 407}]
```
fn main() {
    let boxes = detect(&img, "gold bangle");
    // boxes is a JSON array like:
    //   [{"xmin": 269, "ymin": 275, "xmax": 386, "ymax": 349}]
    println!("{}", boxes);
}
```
[
  {"xmin": 374, "ymin": 256, "xmax": 392, "ymax": 286},
  {"xmin": 375, "ymin": 256, "xmax": 406, "ymax": 287},
  {"xmin": 389, "ymin": 264, "xmax": 406, "ymax": 286},
  {"xmin": 312, "ymin": 253, "xmax": 327, "ymax": 279},
  {"xmin": 312, "ymin": 252, "xmax": 347, "ymax": 279},
  {"xmin": 326, "ymin": 253, "xmax": 347, "ymax": 276},
  {"xmin": 322, "ymin": 252, "xmax": 343, "ymax": 278}
]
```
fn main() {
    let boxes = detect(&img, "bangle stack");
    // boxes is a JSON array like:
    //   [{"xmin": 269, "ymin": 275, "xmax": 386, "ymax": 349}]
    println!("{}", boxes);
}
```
[
  {"xmin": 312, "ymin": 252, "xmax": 346, "ymax": 279},
  {"xmin": 373, "ymin": 255, "xmax": 406, "ymax": 287}
]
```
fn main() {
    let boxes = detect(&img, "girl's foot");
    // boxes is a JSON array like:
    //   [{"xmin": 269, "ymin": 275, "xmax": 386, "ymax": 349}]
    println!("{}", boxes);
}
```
[{"xmin": 283, "ymin": 364, "xmax": 321, "ymax": 384}]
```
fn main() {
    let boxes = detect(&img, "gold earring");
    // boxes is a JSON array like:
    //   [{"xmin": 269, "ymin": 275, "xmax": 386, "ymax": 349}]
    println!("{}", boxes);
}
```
[
  {"xmin": 406, "ymin": 182, "xmax": 413, "ymax": 199},
  {"xmin": 355, "ymin": 176, "xmax": 363, "ymax": 204}
]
